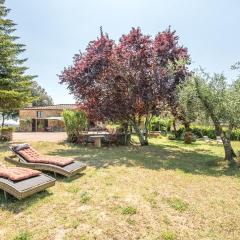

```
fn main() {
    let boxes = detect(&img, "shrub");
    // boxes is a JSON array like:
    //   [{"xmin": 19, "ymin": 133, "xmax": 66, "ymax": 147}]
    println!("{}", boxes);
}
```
[
  {"xmin": 62, "ymin": 110, "xmax": 88, "ymax": 143},
  {"xmin": 168, "ymin": 134, "xmax": 176, "ymax": 140},
  {"xmin": 0, "ymin": 126, "xmax": 14, "ymax": 131},
  {"xmin": 160, "ymin": 118, "xmax": 173, "ymax": 132},
  {"xmin": 231, "ymin": 129, "xmax": 240, "ymax": 141},
  {"xmin": 190, "ymin": 126, "xmax": 216, "ymax": 139},
  {"xmin": 175, "ymin": 127, "xmax": 185, "ymax": 139},
  {"xmin": 150, "ymin": 117, "xmax": 173, "ymax": 132}
]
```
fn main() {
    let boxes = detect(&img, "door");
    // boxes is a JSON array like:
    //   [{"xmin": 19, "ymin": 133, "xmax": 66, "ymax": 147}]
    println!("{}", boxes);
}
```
[
  {"xmin": 32, "ymin": 119, "xmax": 36, "ymax": 132},
  {"xmin": 44, "ymin": 119, "xmax": 48, "ymax": 131}
]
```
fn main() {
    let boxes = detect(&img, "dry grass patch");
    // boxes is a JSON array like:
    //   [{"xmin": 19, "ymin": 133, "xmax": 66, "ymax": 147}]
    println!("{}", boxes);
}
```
[
  {"xmin": 0, "ymin": 138, "xmax": 240, "ymax": 239},
  {"xmin": 166, "ymin": 197, "xmax": 189, "ymax": 212}
]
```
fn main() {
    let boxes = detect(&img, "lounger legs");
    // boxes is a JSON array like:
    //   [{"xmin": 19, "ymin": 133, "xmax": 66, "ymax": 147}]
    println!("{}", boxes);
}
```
[
  {"xmin": 3, "ymin": 191, "xmax": 7, "ymax": 201},
  {"xmin": 54, "ymin": 172, "xmax": 57, "ymax": 178}
]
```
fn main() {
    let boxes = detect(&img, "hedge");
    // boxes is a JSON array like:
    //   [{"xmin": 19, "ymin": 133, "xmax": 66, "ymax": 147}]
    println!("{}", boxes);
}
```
[
  {"xmin": 0, "ymin": 126, "xmax": 14, "ymax": 131},
  {"xmin": 175, "ymin": 126, "xmax": 240, "ymax": 141},
  {"xmin": 150, "ymin": 117, "xmax": 172, "ymax": 132}
]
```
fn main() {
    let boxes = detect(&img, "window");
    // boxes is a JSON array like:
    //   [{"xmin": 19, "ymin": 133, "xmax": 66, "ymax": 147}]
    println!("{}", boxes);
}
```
[{"xmin": 36, "ymin": 111, "xmax": 44, "ymax": 118}]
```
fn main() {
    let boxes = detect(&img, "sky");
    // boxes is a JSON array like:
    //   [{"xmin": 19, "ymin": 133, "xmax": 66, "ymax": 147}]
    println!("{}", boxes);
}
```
[{"xmin": 6, "ymin": 0, "xmax": 240, "ymax": 104}]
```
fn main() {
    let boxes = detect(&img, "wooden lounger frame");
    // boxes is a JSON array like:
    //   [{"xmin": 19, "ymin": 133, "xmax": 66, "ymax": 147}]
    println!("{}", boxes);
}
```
[
  {"xmin": 0, "ymin": 173, "xmax": 55, "ymax": 200},
  {"xmin": 6, "ymin": 147, "xmax": 87, "ymax": 178}
]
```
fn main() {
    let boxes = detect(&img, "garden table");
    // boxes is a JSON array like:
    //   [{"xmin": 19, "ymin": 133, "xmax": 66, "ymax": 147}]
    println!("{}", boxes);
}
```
[{"xmin": 89, "ymin": 135, "xmax": 105, "ymax": 147}]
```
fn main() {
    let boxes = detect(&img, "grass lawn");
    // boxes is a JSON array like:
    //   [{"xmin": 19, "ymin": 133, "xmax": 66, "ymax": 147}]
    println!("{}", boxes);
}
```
[{"xmin": 0, "ymin": 137, "xmax": 240, "ymax": 240}]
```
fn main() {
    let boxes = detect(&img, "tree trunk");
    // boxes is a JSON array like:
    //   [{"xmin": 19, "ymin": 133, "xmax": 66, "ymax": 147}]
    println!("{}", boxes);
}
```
[
  {"xmin": 123, "ymin": 122, "xmax": 129, "ymax": 145},
  {"xmin": 1, "ymin": 113, "xmax": 5, "ymax": 128},
  {"xmin": 144, "ymin": 115, "xmax": 152, "ymax": 145},
  {"xmin": 173, "ymin": 119, "xmax": 177, "ymax": 137},
  {"xmin": 131, "ymin": 121, "xmax": 148, "ymax": 146},
  {"xmin": 215, "ymin": 124, "xmax": 236, "ymax": 164},
  {"xmin": 183, "ymin": 121, "xmax": 190, "ymax": 131},
  {"xmin": 222, "ymin": 137, "xmax": 236, "ymax": 163}
]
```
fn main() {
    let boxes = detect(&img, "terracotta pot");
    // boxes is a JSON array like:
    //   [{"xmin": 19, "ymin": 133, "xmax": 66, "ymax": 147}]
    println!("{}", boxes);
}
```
[
  {"xmin": 184, "ymin": 131, "xmax": 192, "ymax": 144},
  {"xmin": 1, "ymin": 129, "xmax": 13, "ymax": 141}
]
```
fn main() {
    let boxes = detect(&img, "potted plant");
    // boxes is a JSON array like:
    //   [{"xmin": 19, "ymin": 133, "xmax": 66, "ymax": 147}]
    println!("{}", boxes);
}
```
[
  {"xmin": 184, "ymin": 131, "xmax": 192, "ymax": 144},
  {"xmin": 0, "ymin": 126, "xmax": 14, "ymax": 141}
]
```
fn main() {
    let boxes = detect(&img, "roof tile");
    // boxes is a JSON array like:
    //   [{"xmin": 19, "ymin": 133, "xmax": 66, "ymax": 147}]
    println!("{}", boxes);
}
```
[{"xmin": 21, "ymin": 104, "xmax": 78, "ymax": 110}]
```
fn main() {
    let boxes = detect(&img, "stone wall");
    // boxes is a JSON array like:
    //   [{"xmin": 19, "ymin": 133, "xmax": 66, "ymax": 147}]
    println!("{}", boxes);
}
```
[
  {"xmin": 19, "ymin": 109, "xmax": 62, "ymax": 119},
  {"xmin": 19, "ymin": 120, "xmax": 32, "ymax": 132},
  {"xmin": 19, "ymin": 109, "xmax": 64, "ymax": 132}
]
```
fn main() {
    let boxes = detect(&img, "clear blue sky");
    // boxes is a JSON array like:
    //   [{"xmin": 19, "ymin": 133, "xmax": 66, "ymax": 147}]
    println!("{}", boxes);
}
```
[{"xmin": 6, "ymin": 0, "xmax": 240, "ymax": 104}]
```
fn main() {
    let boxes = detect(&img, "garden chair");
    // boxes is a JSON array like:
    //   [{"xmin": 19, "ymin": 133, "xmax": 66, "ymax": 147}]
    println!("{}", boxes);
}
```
[
  {"xmin": 0, "ymin": 164, "xmax": 55, "ymax": 200},
  {"xmin": 6, "ymin": 144, "xmax": 87, "ymax": 178},
  {"xmin": 102, "ymin": 134, "xmax": 118, "ymax": 145}
]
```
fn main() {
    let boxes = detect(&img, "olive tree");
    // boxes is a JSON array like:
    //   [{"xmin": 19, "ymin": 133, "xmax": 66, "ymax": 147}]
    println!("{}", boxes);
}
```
[{"xmin": 179, "ymin": 70, "xmax": 240, "ymax": 163}]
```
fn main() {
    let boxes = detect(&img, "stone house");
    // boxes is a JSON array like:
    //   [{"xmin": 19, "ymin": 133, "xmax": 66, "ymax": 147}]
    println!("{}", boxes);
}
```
[{"xmin": 19, "ymin": 104, "xmax": 77, "ymax": 132}]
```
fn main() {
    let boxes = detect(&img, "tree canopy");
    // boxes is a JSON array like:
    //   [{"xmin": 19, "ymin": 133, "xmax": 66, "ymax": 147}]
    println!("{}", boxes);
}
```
[
  {"xmin": 31, "ymin": 81, "xmax": 54, "ymax": 106},
  {"xmin": 60, "ymin": 27, "xmax": 190, "ymax": 145}
]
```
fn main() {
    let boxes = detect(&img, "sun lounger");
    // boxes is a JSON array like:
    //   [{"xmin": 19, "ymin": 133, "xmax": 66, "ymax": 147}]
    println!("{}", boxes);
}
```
[
  {"xmin": 0, "ymin": 166, "xmax": 55, "ymax": 200},
  {"xmin": 6, "ymin": 144, "xmax": 87, "ymax": 178}
]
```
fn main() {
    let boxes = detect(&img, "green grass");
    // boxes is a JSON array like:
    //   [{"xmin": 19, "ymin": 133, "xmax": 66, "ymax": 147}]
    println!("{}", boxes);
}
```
[
  {"xmin": 121, "ymin": 206, "xmax": 137, "ymax": 215},
  {"xmin": 79, "ymin": 191, "xmax": 91, "ymax": 203},
  {"xmin": 162, "ymin": 231, "xmax": 176, "ymax": 240},
  {"xmin": 0, "ymin": 137, "xmax": 240, "ymax": 239},
  {"xmin": 166, "ymin": 197, "xmax": 189, "ymax": 212},
  {"xmin": 12, "ymin": 231, "xmax": 31, "ymax": 240}
]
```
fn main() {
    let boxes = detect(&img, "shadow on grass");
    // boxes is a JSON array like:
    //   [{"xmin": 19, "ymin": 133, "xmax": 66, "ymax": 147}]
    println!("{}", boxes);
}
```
[
  {"xmin": 0, "ymin": 190, "xmax": 53, "ymax": 212},
  {"xmin": 0, "ymin": 143, "xmax": 9, "ymax": 153},
  {"xmin": 48, "ymin": 141, "xmax": 240, "ymax": 178},
  {"xmin": 56, "ymin": 172, "xmax": 86, "ymax": 183}
]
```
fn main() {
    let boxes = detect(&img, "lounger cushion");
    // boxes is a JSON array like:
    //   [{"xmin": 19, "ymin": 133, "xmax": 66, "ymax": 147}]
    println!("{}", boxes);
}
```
[
  {"xmin": 18, "ymin": 147, "xmax": 74, "ymax": 167},
  {"xmin": 37, "ymin": 156, "xmax": 74, "ymax": 166},
  {"xmin": 13, "ymin": 143, "xmax": 30, "ymax": 152},
  {"xmin": 0, "ymin": 167, "xmax": 41, "ymax": 181},
  {"xmin": 18, "ymin": 147, "xmax": 40, "ymax": 160}
]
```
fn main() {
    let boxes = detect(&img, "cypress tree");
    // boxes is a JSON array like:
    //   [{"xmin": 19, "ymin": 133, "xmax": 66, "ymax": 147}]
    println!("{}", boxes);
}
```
[{"xmin": 0, "ymin": 0, "xmax": 34, "ymax": 111}]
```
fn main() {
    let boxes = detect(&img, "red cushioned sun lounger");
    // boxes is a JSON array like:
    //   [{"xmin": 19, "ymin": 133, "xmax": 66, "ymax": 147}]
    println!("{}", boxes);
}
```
[
  {"xmin": 0, "ymin": 166, "xmax": 55, "ymax": 200},
  {"xmin": 6, "ymin": 144, "xmax": 86, "ymax": 178}
]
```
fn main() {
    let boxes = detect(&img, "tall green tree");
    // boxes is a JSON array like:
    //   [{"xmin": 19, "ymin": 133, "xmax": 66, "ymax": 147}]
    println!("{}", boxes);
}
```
[
  {"xmin": 0, "ymin": 0, "xmax": 34, "ymax": 113},
  {"xmin": 31, "ymin": 81, "xmax": 53, "ymax": 106},
  {"xmin": 179, "ymin": 70, "xmax": 240, "ymax": 163}
]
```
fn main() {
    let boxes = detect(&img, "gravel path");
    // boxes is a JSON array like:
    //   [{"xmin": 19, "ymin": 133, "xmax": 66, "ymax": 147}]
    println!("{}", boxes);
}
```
[{"xmin": 13, "ymin": 132, "xmax": 68, "ymax": 142}]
